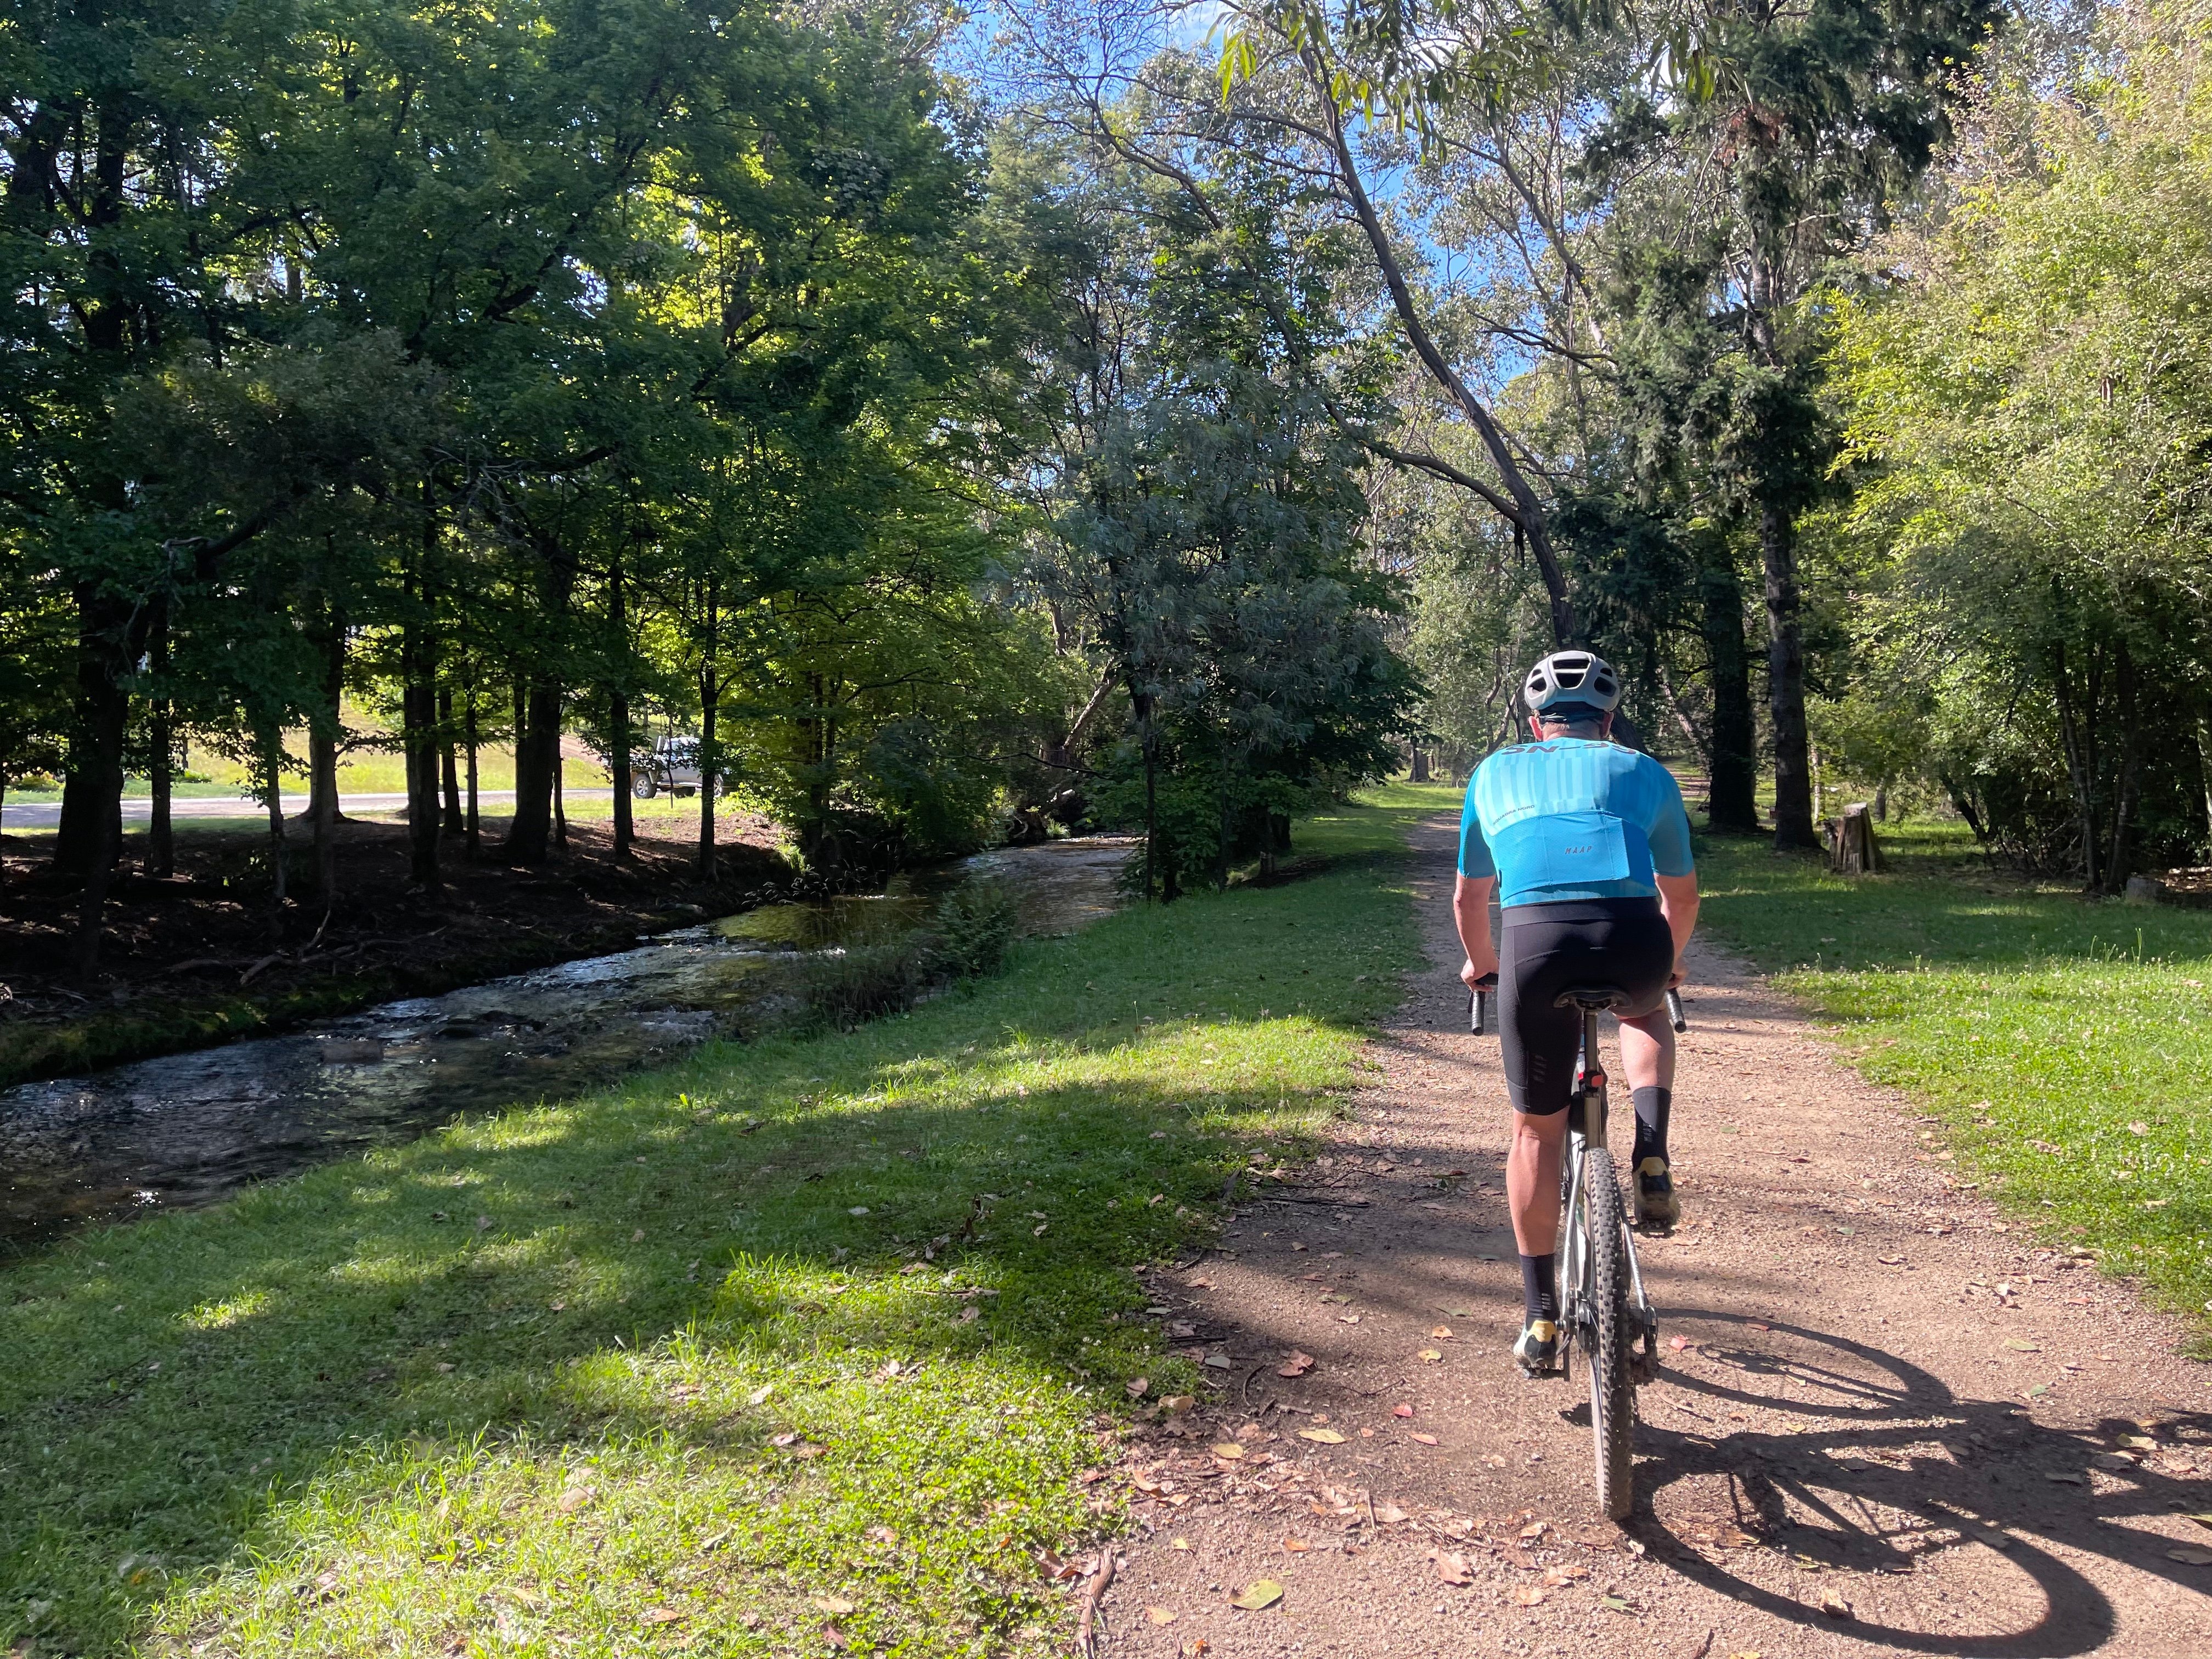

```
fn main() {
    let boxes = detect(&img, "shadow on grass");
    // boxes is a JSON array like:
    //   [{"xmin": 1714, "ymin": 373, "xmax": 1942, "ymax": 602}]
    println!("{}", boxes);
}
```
[{"xmin": 1, "ymin": 788, "xmax": 1449, "ymax": 1654}]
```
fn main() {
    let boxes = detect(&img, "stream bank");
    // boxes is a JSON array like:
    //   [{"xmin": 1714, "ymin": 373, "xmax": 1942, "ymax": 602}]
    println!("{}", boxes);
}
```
[{"xmin": 0, "ymin": 837, "xmax": 1135, "ymax": 1256}]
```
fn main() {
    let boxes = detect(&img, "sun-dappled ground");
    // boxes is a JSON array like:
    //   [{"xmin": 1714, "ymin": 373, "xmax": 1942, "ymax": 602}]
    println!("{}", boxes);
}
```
[
  {"xmin": 1696, "ymin": 820, "xmax": 2212, "ymax": 1350},
  {"xmin": 0, "ymin": 787, "xmax": 1441, "ymax": 1656}
]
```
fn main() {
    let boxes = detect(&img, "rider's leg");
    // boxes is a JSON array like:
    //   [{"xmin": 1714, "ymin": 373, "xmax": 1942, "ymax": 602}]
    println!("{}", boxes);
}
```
[
  {"xmin": 1618, "ymin": 1006, "xmax": 1681, "ymax": 1224},
  {"xmin": 1507, "ymin": 1107, "xmax": 1570, "ymax": 1260}
]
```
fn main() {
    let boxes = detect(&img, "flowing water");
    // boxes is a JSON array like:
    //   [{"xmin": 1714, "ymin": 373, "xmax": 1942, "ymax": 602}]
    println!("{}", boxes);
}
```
[{"xmin": 0, "ymin": 837, "xmax": 1133, "ymax": 1256}]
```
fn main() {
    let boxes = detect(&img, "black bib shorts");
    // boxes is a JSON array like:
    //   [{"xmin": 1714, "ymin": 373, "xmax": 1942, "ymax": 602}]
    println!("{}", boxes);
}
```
[{"xmin": 1498, "ymin": 896, "xmax": 1674, "ymax": 1116}]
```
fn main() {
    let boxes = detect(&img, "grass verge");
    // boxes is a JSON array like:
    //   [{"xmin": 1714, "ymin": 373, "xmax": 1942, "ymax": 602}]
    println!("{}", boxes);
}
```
[
  {"xmin": 0, "ymin": 782, "xmax": 1451, "ymax": 1657},
  {"xmin": 1694, "ymin": 819, "xmax": 2212, "ymax": 1352}
]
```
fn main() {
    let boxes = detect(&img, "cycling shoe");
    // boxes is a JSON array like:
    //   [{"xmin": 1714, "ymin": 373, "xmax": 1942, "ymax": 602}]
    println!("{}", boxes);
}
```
[
  {"xmin": 1513, "ymin": 1318, "xmax": 1560, "ymax": 1377},
  {"xmin": 1633, "ymin": 1156, "xmax": 1680, "ymax": 1228}
]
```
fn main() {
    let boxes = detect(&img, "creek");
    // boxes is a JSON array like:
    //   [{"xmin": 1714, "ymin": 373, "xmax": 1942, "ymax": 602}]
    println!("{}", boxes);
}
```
[{"xmin": 0, "ymin": 837, "xmax": 1132, "ymax": 1256}]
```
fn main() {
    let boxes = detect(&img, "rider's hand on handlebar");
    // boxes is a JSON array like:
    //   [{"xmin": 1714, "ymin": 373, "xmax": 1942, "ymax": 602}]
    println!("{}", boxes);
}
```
[
  {"xmin": 1460, "ymin": 953, "xmax": 1499, "ymax": 991},
  {"xmin": 1667, "ymin": 966, "xmax": 1686, "ymax": 989}
]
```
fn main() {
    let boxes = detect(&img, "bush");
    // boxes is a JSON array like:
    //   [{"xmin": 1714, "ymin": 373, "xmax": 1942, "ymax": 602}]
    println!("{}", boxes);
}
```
[{"xmin": 797, "ymin": 880, "xmax": 1019, "ymax": 1029}]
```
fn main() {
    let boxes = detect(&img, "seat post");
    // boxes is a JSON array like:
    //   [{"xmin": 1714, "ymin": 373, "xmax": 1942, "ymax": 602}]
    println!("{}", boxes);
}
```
[{"xmin": 1584, "ymin": 1007, "xmax": 1606, "ymax": 1148}]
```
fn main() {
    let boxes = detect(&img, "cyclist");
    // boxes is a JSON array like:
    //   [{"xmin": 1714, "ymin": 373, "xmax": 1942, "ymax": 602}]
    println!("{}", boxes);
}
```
[{"xmin": 1453, "ymin": 652, "xmax": 1701, "ymax": 1376}]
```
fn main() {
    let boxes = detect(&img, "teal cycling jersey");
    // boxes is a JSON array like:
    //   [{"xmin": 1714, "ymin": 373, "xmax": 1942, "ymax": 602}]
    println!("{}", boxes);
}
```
[{"xmin": 1458, "ymin": 738, "xmax": 1694, "ymax": 906}]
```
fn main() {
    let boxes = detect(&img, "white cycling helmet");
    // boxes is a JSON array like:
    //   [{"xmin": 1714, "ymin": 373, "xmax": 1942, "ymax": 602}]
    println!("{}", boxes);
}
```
[{"xmin": 1522, "ymin": 650, "xmax": 1622, "ymax": 717}]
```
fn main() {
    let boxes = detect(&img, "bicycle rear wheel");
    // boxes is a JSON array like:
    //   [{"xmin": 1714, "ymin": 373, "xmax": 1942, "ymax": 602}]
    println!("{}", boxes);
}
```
[{"xmin": 1581, "ymin": 1146, "xmax": 1635, "ymax": 1519}]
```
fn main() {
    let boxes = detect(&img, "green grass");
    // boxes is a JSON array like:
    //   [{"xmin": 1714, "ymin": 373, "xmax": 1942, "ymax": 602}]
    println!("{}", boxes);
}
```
[
  {"xmin": 1695, "ymin": 819, "xmax": 2212, "ymax": 1350},
  {"xmin": 0, "ymin": 783, "xmax": 1451, "ymax": 1657}
]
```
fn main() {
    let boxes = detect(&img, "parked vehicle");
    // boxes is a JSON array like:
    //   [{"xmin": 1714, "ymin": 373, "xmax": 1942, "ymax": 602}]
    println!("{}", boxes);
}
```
[{"xmin": 628, "ymin": 736, "xmax": 706, "ymax": 799}]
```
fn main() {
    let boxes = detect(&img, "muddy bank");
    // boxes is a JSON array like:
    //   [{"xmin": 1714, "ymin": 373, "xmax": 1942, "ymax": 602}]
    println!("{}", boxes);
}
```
[{"xmin": 0, "ymin": 814, "xmax": 792, "ymax": 1091}]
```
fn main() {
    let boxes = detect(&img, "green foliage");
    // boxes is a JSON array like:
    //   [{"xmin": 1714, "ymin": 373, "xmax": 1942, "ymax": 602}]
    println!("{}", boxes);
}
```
[{"xmin": 1833, "ymin": 1, "xmax": 2212, "ymax": 882}]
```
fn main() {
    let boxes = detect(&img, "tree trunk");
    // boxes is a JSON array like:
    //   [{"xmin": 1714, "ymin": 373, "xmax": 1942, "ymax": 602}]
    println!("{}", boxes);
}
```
[
  {"xmin": 148, "ymin": 602, "xmax": 174, "ymax": 879},
  {"xmin": 610, "ymin": 551, "xmax": 634, "ymax": 857},
  {"xmin": 308, "ymin": 612, "xmax": 345, "ymax": 899},
  {"xmin": 464, "ymin": 692, "xmax": 481, "ymax": 860},
  {"xmin": 260, "ymin": 723, "xmax": 289, "ymax": 943},
  {"xmin": 1408, "ymin": 745, "xmax": 1431, "ymax": 783},
  {"xmin": 553, "ymin": 729, "xmax": 567, "ymax": 851},
  {"xmin": 1759, "ymin": 501, "xmax": 1816, "ymax": 849},
  {"xmin": 2052, "ymin": 640, "xmax": 2098, "ymax": 890},
  {"xmin": 506, "ymin": 680, "xmax": 563, "ymax": 864},
  {"xmin": 439, "ymin": 686, "xmax": 464, "ymax": 833},
  {"xmin": 1698, "ymin": 546, "xmax": 1759, "ymax": 833},
  {"xmin": 402, "ymin": 650, "xmax": 441, "ymax": 888},
  {"xmin": 63, "ymin": 584, "xmax": 133, "ymax": 975},
  {"xmin": 697, "ymin": 665, "xmax": 719, "ymax": 879},
  {"xmin": 2106, "ymin": 644, "xmax": 2141, "ymax": 892}
]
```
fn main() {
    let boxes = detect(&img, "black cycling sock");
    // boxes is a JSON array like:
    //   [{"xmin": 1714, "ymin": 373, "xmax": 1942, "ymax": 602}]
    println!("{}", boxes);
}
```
[
  {"xmin": 1632, "ymin": 1085, "xmax": 1672, "ymax": 1169},
  {"xmin": 1519, "ymin": 1253, "xmax": 1559, "ymax": 1324}
]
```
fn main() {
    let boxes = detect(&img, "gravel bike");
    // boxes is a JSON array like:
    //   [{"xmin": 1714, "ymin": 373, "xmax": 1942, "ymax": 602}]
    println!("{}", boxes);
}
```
[{"xmin": 1472, "ymin": 981, "xmax": 1685, "ymax": 1519}]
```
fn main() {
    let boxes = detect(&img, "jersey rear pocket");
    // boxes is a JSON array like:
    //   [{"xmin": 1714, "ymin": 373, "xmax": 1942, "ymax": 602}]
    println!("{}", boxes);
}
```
[{"xmin": 1492, "ymin": 811, "xmax": 1652, "ymax": 892}]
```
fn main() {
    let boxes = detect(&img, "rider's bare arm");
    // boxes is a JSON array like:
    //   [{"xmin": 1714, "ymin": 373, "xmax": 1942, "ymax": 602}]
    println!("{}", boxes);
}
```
[
  {"xmin": 1655, "ymin": 872, "xmax": 1700, "ymax": 986},
  {"xmin": 1454, "ymin": 872, "xmax": 1498, "ymax": 988}
]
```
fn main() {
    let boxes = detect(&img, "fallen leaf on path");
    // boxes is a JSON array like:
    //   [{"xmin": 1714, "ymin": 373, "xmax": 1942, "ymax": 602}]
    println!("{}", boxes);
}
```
[
  {"xmin": 1418, "ymin": 1348, "xmax": 1443, "ymax": 1362},
  {"xmin": 1299, "ymin": 1428, "xmax": 1346, "ymax": 1444},
  {"xmin": 640, "ymin": 1606, "xmax": 687, "ymax": 1625},
  {"xmin": 1374, "ymin": 1503, "xmax": 1409, "ymax": 1523},
  {"xmin": 1203, "ymin": 1352, "xmax": 1234, "ymax": 1369},
  {"xmin": 1276, "ymin": 1351, "xmax": 1316, "ymax": 1378},
  {"xmin": 1433, "ymin": 1551, "xmax": 1474, "ymax": 1586},
  {"xmin": 814, "ymin": 1597, "xmax": 856, "ymax": 1615},
  {"xmin": 865, "ymin": 1525, "xmax": 898, "ymax": 1544},
  {"xmin": 1409, "ymin": 1431, "xmax": 1440, "ymax": 1445},
  {"xmin": 1668, "ymin": 1336, "xmax": 1693, "ymax": 1351},
  {"xmin": 2045, "ymin": 1471, "xmax": 2086, "ymax": 1485},
  {"xmin": 1283, "ymin": 1538, "xmax": 1310, "ymax": 1552},
  {"xmin": 1212, "ymin": 1443, "xmax": 1246, "ymax": 1460},
  {"xmin": 2092, "ymin": 1454, "xmax": 2135, "ymax": 1470},
  {"xmin": 2181, "ymin": 1512, "xmax": 2212, "ymax": 1530},
  {"xmin": 1818, "ymin": 1592, "xmax": 1853, "ymax": 1619},
  {"xmin": 2003, "ymin": 1339, "xmax": 2041, "ymax": 1352},
  {"xmin": 1171, "ymin": 1537, "xmax": 1192, "ymax": 1550},
  {"xmin": 1161, "ymin": 1395, "xmax": 1195, "ymax": 1414},
  {"xmin": 1144, "ymin": 1606, "xmax": 1179, "ymax": 1625},
  {"xmin": 956, "ymin": 1306, "xmax": 980, "ymax": 1324},
  {"xmin": 1483, "ymin": 1454, "xmax": 1508, "ymax": 1467},
  {"xmin": 2122, "ymin": 1434, "xmax": 2158, "ymax": 1449},
  {"xmin": 2168, "ymin": 1548, "xmax": 2212, "ymax": 1565},
  {"xmin": 1127, "ymin": 1378, "xmax": 1150, "ymax": 1398},
  {"xmin": 747, "ymin": 1384, "xmax": 774, "ymax": 1406},
  {"xmin": 1430, "ymin": 1325, "xmax": 1454, "ymax": 1340},
  {"xmin": 1512, "ymin": 1585, "xmax": 1548, "ymax": 1607},
  {"xmin": 1181, "ymin": 1642, "xmax": 1209, "ymax": 1657},
  {"xmin": 1391, "ymin": 1403, "xmax": 1414, "ymax": 1418},
  {"xmin": 1543, "ymin": 1564, "xmax": 1590, "ymax": 1585},
  {"xmin": 1229, "ymin": 1579, "xmax": 1284, "ymax": 1610},
  {"xmin": 555, "ymin": 1487, "xmax": 594, "ymax": 1513},
  {"xmin": 822, "ymin": 1623, "xmax": 849, "ymax": 1648},
  {"xmin": 1339, "ymin": 1313, "xmax": 1361, "ymax": 1324},
  {"xmin": 1519, "ymin": 1520, "xmax": 1549, "ymax": 1540},
  {"xmin": 1186, "ymin": 1275, "xmax": 1215, "ymax": 1289}
]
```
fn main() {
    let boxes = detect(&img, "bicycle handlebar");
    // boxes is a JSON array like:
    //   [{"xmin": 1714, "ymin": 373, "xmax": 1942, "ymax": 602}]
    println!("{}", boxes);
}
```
[{"xmin": 1665, "ymin": 987, "xmax": 1687, "ymax": 1032}]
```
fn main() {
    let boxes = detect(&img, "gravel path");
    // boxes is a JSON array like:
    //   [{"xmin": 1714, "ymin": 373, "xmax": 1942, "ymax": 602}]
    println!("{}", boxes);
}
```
[{"xmin": 1094, "ymin": 814, "xmax": 2212, "ymax": 1658}]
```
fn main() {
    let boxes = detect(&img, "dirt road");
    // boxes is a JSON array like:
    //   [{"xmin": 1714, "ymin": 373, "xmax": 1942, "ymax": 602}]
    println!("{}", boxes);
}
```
[{"xmin": 1097, "ymin": 815, "xmax": 2212, "ymax": 1658}]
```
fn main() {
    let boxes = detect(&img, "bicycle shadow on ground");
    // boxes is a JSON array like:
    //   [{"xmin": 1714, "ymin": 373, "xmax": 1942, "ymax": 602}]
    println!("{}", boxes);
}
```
[{"xmin": 1625, "ymin": 1309, "xmax": 2212, "ymax": 1657}]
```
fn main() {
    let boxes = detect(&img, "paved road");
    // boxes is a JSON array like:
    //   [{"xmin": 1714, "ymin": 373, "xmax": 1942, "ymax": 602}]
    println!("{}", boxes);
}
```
[{"xmin": 0, "ymin": 789, "xmax": 613, "ymax": 832}]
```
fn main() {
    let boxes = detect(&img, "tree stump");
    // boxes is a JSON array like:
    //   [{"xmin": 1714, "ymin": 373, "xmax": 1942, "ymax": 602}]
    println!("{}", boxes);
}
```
[{"xmin": 1830, "ymin": 802, "xmax": 1882, "ymax": 875}]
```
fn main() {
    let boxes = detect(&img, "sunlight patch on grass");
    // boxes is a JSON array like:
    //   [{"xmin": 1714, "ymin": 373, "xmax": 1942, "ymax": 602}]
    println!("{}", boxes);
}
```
[{"xmin": 2, "ymin": 785, "xmax": 1454, "ymax": 1656}]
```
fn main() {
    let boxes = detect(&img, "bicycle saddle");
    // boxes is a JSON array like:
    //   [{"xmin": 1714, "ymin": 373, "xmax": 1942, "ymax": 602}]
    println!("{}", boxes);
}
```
[{"xmin": 1555, "ymin": 983, "xmax": 1631, "ymax": 1011}]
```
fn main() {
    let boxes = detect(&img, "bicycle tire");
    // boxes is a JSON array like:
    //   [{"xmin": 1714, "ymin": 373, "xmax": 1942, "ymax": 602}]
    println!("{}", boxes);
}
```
[{"xmin": 1582, "ymin": 1146, "xmax": 1635, "ymax": 1519}]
